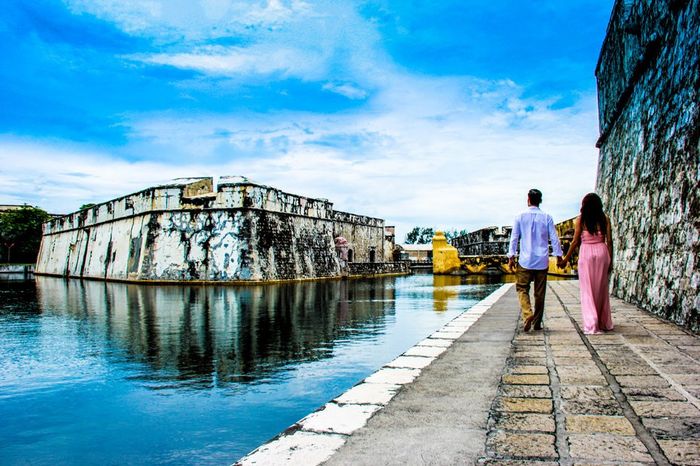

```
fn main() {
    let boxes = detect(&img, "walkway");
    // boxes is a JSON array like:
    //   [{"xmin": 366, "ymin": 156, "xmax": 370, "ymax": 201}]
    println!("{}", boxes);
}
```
[{"xmin": 238, "ymin": 281, "xmax": 700, "ymax": 465}]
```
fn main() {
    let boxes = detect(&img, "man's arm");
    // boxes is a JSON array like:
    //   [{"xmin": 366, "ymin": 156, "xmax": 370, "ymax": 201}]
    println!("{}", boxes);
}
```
[
  {"xmin": 507, "ymin": 216, "xmax": 521, "ymax": 271},
  {"xmin": 548, "ymin": 215, "xmax": 563, "ymax": 258}
]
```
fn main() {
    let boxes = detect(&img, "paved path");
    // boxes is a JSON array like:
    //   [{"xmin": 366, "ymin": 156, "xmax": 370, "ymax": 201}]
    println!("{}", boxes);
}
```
[{"xmin": 326, "ymin": 280, "xmax": 700, "ymax": 465}]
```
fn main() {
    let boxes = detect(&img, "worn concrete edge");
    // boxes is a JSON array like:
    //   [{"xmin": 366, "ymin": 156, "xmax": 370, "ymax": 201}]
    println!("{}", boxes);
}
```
[{"xmin": 233, "ymin": 282, "xmax": 515, "ymax": 466}]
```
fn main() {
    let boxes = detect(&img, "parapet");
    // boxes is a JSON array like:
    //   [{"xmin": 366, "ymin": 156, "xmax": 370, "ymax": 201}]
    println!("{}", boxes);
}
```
[{"xmin": 43, "ymin": 177, "xmax": 337, "ymax": 235}]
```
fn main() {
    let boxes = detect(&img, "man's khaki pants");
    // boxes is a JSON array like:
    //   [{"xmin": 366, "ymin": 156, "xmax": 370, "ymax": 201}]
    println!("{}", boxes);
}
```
[{"xmin": 515, "ymin": 264, "xmax": 548, "ymax": 327}]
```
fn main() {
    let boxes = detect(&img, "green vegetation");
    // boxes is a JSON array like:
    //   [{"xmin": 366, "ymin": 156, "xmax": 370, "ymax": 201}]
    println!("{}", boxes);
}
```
[
  {"xmin": 405, "ymin": 227, "xmax": 434, "ymax": 244},
  {"xmin": 404, "ymin": 227, "xmax": 468, "ymax": 244},
  {"xmin": 0, "ymin": 206, "xmax": 51, "ymax": 263}
]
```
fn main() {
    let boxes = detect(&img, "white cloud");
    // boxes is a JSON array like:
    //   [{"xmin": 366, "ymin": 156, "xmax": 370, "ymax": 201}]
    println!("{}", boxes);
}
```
[
  {"xmin": 322, "ymin": 82, "xmax": 368, "ymax": 100},
  {"xmin": 64, "ymin": 0, "xmax": 314, "ymax": 39},
  {"xmin": 131, "ymin": 45, "xmax": 328, "ymax": 79},
  {"xmin": 2, "ymin": 72, "xmax": 601, "ymax": 240}
]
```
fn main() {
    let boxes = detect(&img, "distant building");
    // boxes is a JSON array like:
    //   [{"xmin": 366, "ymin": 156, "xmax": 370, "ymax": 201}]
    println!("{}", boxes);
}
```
[
  {"xmin": 400, "ymin": 243, "xmax": 433, "ymax": 262},
  {"xmin": 0, "ymin": 204, "xmax": 27, "ymax": 212}
]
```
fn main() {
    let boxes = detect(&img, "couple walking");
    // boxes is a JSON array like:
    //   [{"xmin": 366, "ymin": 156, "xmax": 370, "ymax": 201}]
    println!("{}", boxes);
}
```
[{"xmin": 507, "ymin": 189, "xmax": 614, "ymax": 335}]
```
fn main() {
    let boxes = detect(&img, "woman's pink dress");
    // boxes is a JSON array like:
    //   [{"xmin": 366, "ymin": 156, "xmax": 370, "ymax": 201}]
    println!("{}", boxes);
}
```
[{"xmin": 578, "ymin": 230, "xmax": 613, "ymax": 334}]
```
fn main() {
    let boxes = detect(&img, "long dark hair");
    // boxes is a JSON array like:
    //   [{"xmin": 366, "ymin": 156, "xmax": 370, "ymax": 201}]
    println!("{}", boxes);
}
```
[{"xmin": 580, "ymin": 193, "xmax": 607, "ymax": 235}]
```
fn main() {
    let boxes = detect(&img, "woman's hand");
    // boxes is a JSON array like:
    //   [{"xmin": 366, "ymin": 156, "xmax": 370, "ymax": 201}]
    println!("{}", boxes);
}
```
[{"xmin": 557, "ymin": 257, "xmax": 568, "ymax": 268}]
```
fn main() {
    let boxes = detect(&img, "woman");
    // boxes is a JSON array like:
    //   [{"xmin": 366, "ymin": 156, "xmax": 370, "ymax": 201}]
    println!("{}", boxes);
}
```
[{"xmin": 558, "ymin": 193, "xmax": 614, "ymax": 334}]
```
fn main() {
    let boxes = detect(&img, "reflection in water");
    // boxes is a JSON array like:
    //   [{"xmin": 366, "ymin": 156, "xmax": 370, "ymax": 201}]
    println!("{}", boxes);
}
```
[
  {"xmin": 432, "ymin": 275, "xmax": 461, "ymax": 312},
  {"xmin": 34, "ymin": 277, "xmax": 397, "ymax": 388},
  {"xmin": 1, "ymin": 275, "xmax": 499, "ymax": 465}
]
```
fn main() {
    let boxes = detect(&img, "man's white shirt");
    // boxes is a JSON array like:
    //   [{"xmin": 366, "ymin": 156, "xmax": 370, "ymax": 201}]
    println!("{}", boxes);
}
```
[{"xmin": 508, "ymin": 206, "xmax": 563, "ymax": 270}]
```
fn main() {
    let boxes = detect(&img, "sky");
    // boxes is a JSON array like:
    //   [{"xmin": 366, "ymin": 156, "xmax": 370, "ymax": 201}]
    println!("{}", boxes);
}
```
[{"xmin": 0, "ymin": 0, "xmax": 615, "ymax": 241}]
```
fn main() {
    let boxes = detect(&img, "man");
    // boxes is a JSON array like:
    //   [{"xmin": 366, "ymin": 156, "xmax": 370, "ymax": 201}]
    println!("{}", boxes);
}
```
[{"xmin": 507, "ymin": 189, "xmax": 563, "ymax": 332}]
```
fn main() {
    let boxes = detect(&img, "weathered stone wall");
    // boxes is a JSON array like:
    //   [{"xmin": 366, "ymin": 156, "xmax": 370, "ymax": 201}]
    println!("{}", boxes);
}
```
[
  {"xmin": 596, "ymin": 0, "xmax": 699, "ymax": 332},
  {"xmin": 332, "ymin": 211, "xmax": 385, "ymax": 263},
  {"xmin": 347, "ymin": 262, "xmax": 409, "ymax": 276},
  {"xmin": 36, "ymin": 178, "xmax": 395, "ymax": 283},
  {"xmin": 452, "ymin": 226, "xmax": 512, "ymax": 256}
]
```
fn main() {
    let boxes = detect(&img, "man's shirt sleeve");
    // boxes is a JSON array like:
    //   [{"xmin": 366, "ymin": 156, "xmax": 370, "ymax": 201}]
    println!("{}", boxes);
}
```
[
  {"xmin": 508, "ymin": 216, "xmax": 520, "ymax": 258},
  {"xmin": 548, "ymin": 216, "xmax": 563, "ymax": 257}
]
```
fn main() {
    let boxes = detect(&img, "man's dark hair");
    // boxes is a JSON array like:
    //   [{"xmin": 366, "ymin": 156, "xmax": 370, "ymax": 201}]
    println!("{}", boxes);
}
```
[{"xmin": 528, "ymin": 189, "xmax": 542, "ymax": 206}]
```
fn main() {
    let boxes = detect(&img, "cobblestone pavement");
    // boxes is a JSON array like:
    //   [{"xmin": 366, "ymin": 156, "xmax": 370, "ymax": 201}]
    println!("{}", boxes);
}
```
[{"xmin": 479, "ymin": 280, "xmax": 700, "ymax": 466}]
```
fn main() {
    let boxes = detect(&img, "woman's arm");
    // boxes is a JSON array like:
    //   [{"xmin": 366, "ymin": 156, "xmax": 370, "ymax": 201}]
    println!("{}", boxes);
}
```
[
  {"xmin": 560, "ymin": 216, "xmax": 582, "ymax": 266},
  {"xmin": 606, "ymin": 214, "xmax": 614, "ymax": 273}
]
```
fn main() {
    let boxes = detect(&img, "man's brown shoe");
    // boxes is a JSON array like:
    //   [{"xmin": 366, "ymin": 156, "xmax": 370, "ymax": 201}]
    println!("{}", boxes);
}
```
[{"xmin": 523, "ymin": 316, "xmax": 534, "ymax": 332}]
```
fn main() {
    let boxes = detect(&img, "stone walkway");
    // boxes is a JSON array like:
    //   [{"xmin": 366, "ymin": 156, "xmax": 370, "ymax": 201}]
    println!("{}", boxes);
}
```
[
  {"xmin": 480, "ymin": 280, "xmax": 700, "ymax": 465},
  {"xmin": 238, "ymin": 280, "xmax": 700, "ymax": 465}
]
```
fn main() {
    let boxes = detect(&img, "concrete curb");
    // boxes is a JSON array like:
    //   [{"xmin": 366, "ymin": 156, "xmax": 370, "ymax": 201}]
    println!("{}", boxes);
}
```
[{"xmin": 235, "ymin": 282, "xmax": 514, "ymax": 466}]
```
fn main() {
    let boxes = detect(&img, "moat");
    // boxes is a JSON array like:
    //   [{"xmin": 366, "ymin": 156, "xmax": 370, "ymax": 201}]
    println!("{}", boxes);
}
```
[{"xmin": 0, "ymin": 274, "xmax": 502, "ymax": 465}]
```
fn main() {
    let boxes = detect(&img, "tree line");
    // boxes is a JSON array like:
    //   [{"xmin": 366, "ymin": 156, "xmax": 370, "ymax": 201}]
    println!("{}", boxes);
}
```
[
  {"xmin": 0, "ymin": 206, "xmax": 50, "ymax": 264},
  {"xmin": 404, "ymin": 227, "xmax": 468, "ymax": 244}
]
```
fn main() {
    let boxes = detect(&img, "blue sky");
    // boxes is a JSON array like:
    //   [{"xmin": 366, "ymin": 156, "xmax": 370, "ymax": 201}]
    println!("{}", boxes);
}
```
[{"xmin": 0, "ymin": 0, "xmax": 614, "ymax": 239}]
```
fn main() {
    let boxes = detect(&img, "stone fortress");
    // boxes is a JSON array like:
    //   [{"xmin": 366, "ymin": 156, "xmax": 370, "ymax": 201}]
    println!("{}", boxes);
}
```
[
  {"xmin": 36, "ymin": 177, "xmax": 403, "ymax": 283},
  {"xmin": 595, "ymin": 0, "xmax": 699, "ymax": 332}
]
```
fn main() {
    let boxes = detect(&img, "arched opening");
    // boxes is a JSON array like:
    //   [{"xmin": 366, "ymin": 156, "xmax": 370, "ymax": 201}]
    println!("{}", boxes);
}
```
[
  {"xmin": 369, "ymin": 248, "xmax": 376, "ymax": 263},
  {"xmin": 347, "ymin": 249, "xmax": 353, "ymax": 262}
]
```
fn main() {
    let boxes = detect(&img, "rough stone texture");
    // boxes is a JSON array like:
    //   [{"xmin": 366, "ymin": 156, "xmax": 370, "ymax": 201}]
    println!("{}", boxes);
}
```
[
  {"xmin": 36, "ymin": 178, "xmax": 397, "ymax": 282},
  {"xmin": 452, "ymin": 226, "xmax": 512, "ymax": 256},
  {"xmin": 496, "ymin": 397, "xmax": 553, "ymax": 414},
  {"xmin": 642, "ymin": 417, "xmax": 700, "ymax": 439},
  {"xmin": 485, "ymin": 431, "xmax": 557, "ymax": 459},
  {"xmin": 493, "ymin": 413, "xmax": 556, "ymax": 433},
  {"xmin": 568, "ymin": 434, "xmax": 653, "ymax": 463},
  {"xmin": 595, "ymin": 0, "xmax": 700, "ymax": 333},
  {"xmin": 565, "ymin": 415, "xmax": 635, "ymax": 435},
  {"xmin": 502, "ymin": 374, "xmax": 550, "ymax": 385},
  {"xmin": 656, "ymin": 440, "xmax": 700, "ymax": 465}
]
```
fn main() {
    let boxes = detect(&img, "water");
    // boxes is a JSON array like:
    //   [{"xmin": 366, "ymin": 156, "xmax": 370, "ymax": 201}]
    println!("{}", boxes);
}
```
[{"xmin": 0, "ymin": 274, "xmax": 501, "ymax": 465}]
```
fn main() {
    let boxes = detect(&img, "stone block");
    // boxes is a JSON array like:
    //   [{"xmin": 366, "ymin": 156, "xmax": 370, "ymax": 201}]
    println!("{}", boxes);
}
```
[
  {"xmin": 642, "ymin": 417, "xmax": 700, "ymax": 439},
  {"xmin": 404, "ymin": 345, "xmax": 447, "ymax": 358},
  {"xmin": 615, "ymin": 375, "xmax": 670, "ymax": 388},
  {"xmin": 502, "ymin": 374, "xmax": 550, "ymax": 385},
  {"xmin": 510, "ymin": 365, "xmax": 548, "ymax": 375},
  {"xmin": 500, "ymin": 385, "xmax": 552, "ymax": 399},
  {"xmin": 237, "ymin": 431, "xmax": 346, "ymax": 466},
  {"xmin": 299, "ymin": 403, "xmax": 382, "ymax": 435},
  {"xmin": 386, "ymin": 355, "xmax": 434, "ymax": 369},
  {"xmin": 364, "ymin": 367, "xmax": 421, "ymax": 385},
  {"xmin": 567, "ymin": 434, "xmax": 653, "ymax": 463},
  {"xmin": 656, "ymin": 440, "xmax": 700, "ymax": 465},
  {"xmin": 565, "ymin": 415, "xmax": 635, "ymax": 435},
  {"xmin": 629, "ymin": 401, "xmax": 700, "ymax": 418},
  {"xmin": 496, "ymin": 397, "xmax": 552, "ymax": 414},
  {"xmin": 486, "ymin": 431, "xmax": 557, "ymax": 459},
  {"xmin": 606, "ymin": 363, "xmax": 658, "ymax": 376},
  {"xmin": 335, "ymin": 383, "xmax": 401, "ymax": 405},
  {"xmin": 621, "ymin": 386, "xmax": 687, "ymax": 401},
  {"xmin": 493, "ymin": 413, "xmax": 556, "ymax": 433},
  {"xmin": 561, "ymin": 398, "xmax": 623, "ymax": 416}
]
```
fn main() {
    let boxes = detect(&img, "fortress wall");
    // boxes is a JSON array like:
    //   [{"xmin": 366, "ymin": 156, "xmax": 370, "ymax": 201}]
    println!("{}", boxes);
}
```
[
  {"xmin": 38, "ymin": 209, "xmax": 341, "ymax": 282},
  {"xmin": 452, "ymin": 226, "xmax": 512, "ymax": 256},
  {"xmin": 332, "ymin": 211, "xmax": 385, "ymax": 263},
  {"xmin": 36, "ymin": 179, "xmax": 391, "ymax": 282},
  {"xmin": 596, "ymin": 0, "xmax": 699, "ymax": 331}
]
